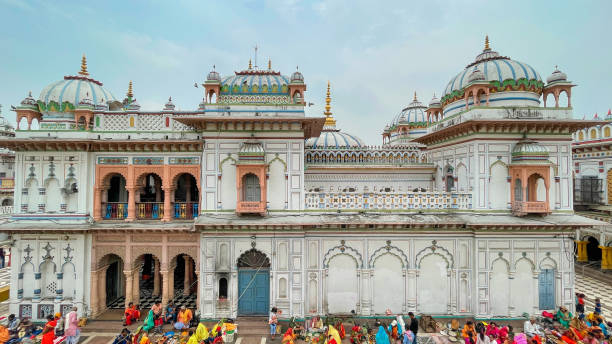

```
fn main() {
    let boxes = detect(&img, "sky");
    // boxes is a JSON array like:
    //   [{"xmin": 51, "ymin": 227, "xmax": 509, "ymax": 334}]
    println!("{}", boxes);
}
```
[{"xmin": 1, "ymin": 0, "xmax": 611, "ymax": 144}]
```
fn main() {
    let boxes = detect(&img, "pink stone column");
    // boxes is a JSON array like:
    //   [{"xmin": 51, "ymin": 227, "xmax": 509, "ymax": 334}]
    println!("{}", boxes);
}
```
[
  {"xmin": 98, "ymin": 266, "xmax": 108, "ymax": 314},
  {"xmin": 161, "ymin": 270, "xmax": 169, "ymax": 308},
  {"xmin": 132, "ymin": 269, "xmax": 140, "ymax": 304},
  {"xmin": 162, "ymin": 187, "xmax": 173, "ymax": 222},
  {"xmin": 126, "ymin": 186, "xmax": 137, "ymax": 221},
  {"xmin": 124, "ymin": 270, "xmax": 133, "ymax": 308},
  {"xmin": 183, "ymin": 257, "xmax": 191, "ymax": 296},
  {"xmin": 90, "ymin": 270, "xmax": 99, "ymax": 316},
  {"xmin": 153, "ymin": 259, "xmax": 161, "ymax": 297}
]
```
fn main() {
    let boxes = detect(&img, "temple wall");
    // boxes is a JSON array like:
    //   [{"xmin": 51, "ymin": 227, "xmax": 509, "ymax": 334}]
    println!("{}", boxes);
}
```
[
  {"xmin": 200, "ymin": 233, "xmax": 572, "ymax": 319},
  {"xmin": 8, "ymin": 233, "xmax": 89, "ymax": 321}
]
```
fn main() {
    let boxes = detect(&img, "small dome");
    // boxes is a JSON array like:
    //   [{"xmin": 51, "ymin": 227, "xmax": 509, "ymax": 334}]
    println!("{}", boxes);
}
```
[
  {"xmin": 77, "ymin": 92, "xmax": 94, "ymax": 108},
  {"xmin": 546, "ymin": 66, "xmax": 568, "ymax": 84},
  {"xmin": 291, "ymin": 70, "xmax": 304, "ymax": 83},
  {"xmin": 207, "ymin": 69, "xmax": 221, "ymax": 81},
  {"xmin": 305, "ymin": 130, "xmax": 365, "ymax": 149},
  {"xmin": 389, "ymin": 94, "xmax": 427, "ymax": 127},
  {"xmin": 126, "ymin": 99, "xmax": 140, "ymax": 111},
  {"xmin": 511, "ymin": 139, "xmax": 549, "ymax": 163},
  {"xmin": 467, "ymin": 67, "xmax": 486, "ymax": 83},
  {"xmin": 428, "ymin": 95, "xmax": 441, "ymax": 108},
  {"xmin": 163, "ymin": 97, "xmax": 175, "ymax": 111},
  {"xmin": 20, "ymin": 91, "xmax": 37, "ymax": 109},
  {"xmin": 384, "ymin": 124, "xmax": 391, "ymax": 132},
  {"xmin": 198, "ymin": 98, "xmax": 206, "ymax": 110}
]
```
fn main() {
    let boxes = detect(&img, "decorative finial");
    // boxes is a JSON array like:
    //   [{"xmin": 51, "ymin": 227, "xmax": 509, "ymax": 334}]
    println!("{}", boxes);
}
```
[
  {"xmin": 484, "ymin": 35, "xmax": 490, "ymax": 51},
  {"xmin": 249, "ymin": 59, "xmax": 252, "ymax": 69},
  {"xmin": 79, "ymin": 54, "xmax": 89, "ymax": 76},
  {"xmin": 213, "ymin": 64, "xmax": 216, "ymax": 70},
  {"xmin": 168, "ymin": 96, "xmax": 172, "ymax": 102},
  {"xmin": 268, "ymin": 59, "xmax": 272, "ymax": 70},
  {"xmin": 413, "ymin": 91, "xmax": 418, "ymax": 102},
  {"xmin": 127, "ymin": 80, "xmax": 133, "ymax": 99},
  {"xmin": 323, "ymin": 81, "xmax": 336, "ymax": 127},
  {"xmin": 28, "ymin": 91, "xmax": 32, "ymax": 97}
]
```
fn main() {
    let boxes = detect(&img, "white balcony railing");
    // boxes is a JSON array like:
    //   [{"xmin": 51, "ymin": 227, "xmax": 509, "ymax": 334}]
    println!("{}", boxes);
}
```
[
  {"xmin": 0, "ymin": 206, "xmax": 14, "ymax": 216},
  {"xmin": 305, "ymin": 191, "xmax": 472, "ymax": 210}
]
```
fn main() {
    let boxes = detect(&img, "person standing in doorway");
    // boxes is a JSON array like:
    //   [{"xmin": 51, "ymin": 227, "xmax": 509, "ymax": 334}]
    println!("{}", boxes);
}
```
[{"xmin": 409, "ymin": 312, "xmax": 419, "ymax": 344}]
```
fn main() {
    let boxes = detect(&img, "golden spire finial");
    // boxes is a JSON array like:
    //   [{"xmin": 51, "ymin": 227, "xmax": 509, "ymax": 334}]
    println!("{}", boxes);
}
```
[
  {"xmin": 127, "ymin": 80, "xmax": 133, "ymax": 99},
  {"xmin": 484, "ymin": 35, "xmax": 490, "ymax": 51},
  {"xmin": 249, "ymin": 59, "xmax": 252, "ymax": 69},
  {"xmin": 413, "ymin": 91, "xmax": 418, "ymax": 102},
  {"xmin": 79, "ymin": 54, "xmax": 89, "ymax": 76},
  {"xmin": 268, "ymin": 59, "xmax": 272, "ymax": 70},
  {"xmin": 323, "ymin": 81, "xmax": 336, "ymax": 127}
]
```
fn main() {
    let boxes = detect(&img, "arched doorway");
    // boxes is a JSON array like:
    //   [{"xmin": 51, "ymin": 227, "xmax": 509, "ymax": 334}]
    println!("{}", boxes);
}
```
[
  {"xmin": 372, "ymin": 254, "xmax": 403, "ymax": 314},
  {"xmin": 242, "ymin": 174, "xmax": 261, "ymax": 202},
  {"xmin": 174, "ymin": 173, "xmax": 199, "ymax": 219},
  {"xmin": 133, "ymin": 253, "xmax": 161, "ymax": 309},
  {"xmin": 104, "ymin": 174, "xmax": 128, "ymax": 219},
  {"xmin": 327, "ymin": 254, "xmax": 358, "ymax": 314},
  {"xmin": 527, "ymin": 173, "xmax": 546, "ymax": 202},
  {"xmin": 237, "ymin": 248, "xmax": 270, "ymax": 315},
  {"xmin": 99, "ymin": 254, "xmax": 125, "ymax": 309},
  {"xmin": 586, "ymin": 236, "xmax": 602, "ymax": 262},
  {"xmin": 444, "ymin": 166, "xmax": 454, "ymax": 192},
  {"xmin": 1, "ymin": 198, "xmax": 12, "ymax": 206},
  {"xmin": 170, "ymin": 254, "xmax": 197, "ymax": 310}
]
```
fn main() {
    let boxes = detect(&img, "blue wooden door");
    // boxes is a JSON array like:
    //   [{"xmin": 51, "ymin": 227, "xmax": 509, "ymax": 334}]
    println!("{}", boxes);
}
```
[
  {"xmin": 238, "ymin": 269, "xmax": 270, "ymax": 315},
  {"xmin": 539, "ymin": 269, "xmax": 555, "ymax": 310}
]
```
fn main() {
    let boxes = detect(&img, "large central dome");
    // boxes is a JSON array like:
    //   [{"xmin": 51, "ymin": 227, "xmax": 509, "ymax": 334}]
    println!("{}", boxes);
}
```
[{"xmin": 440, "ymin": 37, "xmax": 544, "ymax": 116}]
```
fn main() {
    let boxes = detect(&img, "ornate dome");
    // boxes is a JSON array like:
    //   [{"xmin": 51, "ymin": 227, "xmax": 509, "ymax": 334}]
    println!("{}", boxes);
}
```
[
  {"xmin": 390, "ymin": 93, "xmax": 427, "ymax": 127},
  {"xmin": 511, "ymin": 138, "xmax": 550, "ymax": 163},
  {"xmin": 441, "ymin": 37, "xmax": 543, "ymax": 107},
  {"xmin": 290, "ymin": 69, "xmax": 304, "ymax": 83},
  {"xmin": 38, "ymin": 56, "xmax": 117, "ymax": 114},
  {"xmin": 546, "ymin": 66, "xmax": 568, "ymax": 84},
  {"xmin": 20, "ymin": 91, "xmax": 38, "ymax": 109}
]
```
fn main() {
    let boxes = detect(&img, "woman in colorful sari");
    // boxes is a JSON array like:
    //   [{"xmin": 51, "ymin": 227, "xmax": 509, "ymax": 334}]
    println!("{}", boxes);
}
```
[
  {"xmin": 327, "ymin": 325, "xmax": 342, "ymax": 344},
  {"xmin": 376, "ymin": 325, "xmax": 390, "ymax": 344},
  {"xmin": 143, "ymin": 309, "xmax": 155, "ymax": 332},
  {"xmin": 125, "ymin": 303, "xmax": 141, "ymax": 326},
  {"xmin": 195, "ymin": 322, "xmax": 210, "ymax": 344},
  {"xmin": 556, "ymin": 307, "xmax": 572, "ymax": 328},
  {"xmin": 41, "ymin": 314, "xmax": 57, "ymax": 344},
  {"xmin": 512, "ymin": 333, "xmax": 527, "ymax": 344}
]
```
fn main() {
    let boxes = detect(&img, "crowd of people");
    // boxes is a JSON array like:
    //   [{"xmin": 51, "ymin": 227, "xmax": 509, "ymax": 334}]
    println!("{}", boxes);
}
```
[
  {"xmin": 0, "ymin": 307, "xmax": 80, "ymax": 344},
  {"xmin": 115, "ymin": 301, "xmax": 236, "ymax": 344},
  {"xmin": 264, "ymin": 299, "xmax": 610, "ymax": 344}
]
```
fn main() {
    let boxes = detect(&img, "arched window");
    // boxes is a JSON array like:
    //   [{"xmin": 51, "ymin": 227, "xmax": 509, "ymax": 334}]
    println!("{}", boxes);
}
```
[
  {"xmin": 218, "ymin": 277, "xmax": 228, "ymax": 299},
  {"xmin": 590, "ymin": 129, "xmax": 597, "ymax": 139},
  {"xmin": 578, "ymin": 131, "xmax": 584, "ymax": 141},
  {"xmin": 605, "ymin": 127, "xmax": 611, "ymax": 138},
  {"xmin": 242, "ymin": 174, "xmax": 261, "ymax": 202}
]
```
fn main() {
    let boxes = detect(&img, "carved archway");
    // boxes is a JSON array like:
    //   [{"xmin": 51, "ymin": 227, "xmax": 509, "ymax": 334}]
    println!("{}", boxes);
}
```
[
  {"xmin": 368, "ymin": 241, "xmax": 408, "ymax": 268},
  {"xmin": 415, "ymin": 241, "xmax": 454, "ymax": 269},
  {"xmin": 322, "ymin": 241, "xmax": 363, "ymax": 268},
  {"xmin": 237, "ymin": 248, "xmax": 270, "ymax": 269}
]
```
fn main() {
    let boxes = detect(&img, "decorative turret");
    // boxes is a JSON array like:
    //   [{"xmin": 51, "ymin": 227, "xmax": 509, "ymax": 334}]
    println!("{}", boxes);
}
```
[
  {"xmin": 19, "ymin": 91, "xmax": 38, "ymax": 109},
  {"xmin": 77, "ymin": 92, "xmax": 94, "ymax": 109},
  {"xmin": 163, "ymin": 97, "xmax": 176, "ymax": 111},
  {"xmin": 123, "ymin": 81, "xmax": 140, "ymax": 110},
  {"xmin": 543, "ymin": 65, "xmax": 575, "ymax": 108},
  {"xmin": 207, "ymin": 65, "xmax": 220, "ymax": 81}
]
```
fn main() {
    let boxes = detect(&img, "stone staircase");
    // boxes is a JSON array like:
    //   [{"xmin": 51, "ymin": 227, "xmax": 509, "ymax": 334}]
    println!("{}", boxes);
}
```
[{"xmin": 235, "ymin": 316, "xmax": 270, "ymax": 337}]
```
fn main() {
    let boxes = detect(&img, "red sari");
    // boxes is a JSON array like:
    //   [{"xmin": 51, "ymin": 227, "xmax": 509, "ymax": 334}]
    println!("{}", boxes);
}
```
[{"xmin": 41, "ymin": 319, "xmax": 57, "ymax": 344}]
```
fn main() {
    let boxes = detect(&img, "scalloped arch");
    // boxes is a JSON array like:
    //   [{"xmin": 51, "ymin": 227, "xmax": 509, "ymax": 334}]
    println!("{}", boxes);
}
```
[
  {"xmin": 368, "ymin": 244, "xmax": 408, "ymax": 268},
  {"xmin": 491, "ymin": 256, "xmax": 510, "ymax": 271},
  {"xmin": 219, "ymin": 154, "xmax": 237, "ymax": 173},
  {"xmin": 538, "ymin": 256, "xmax": 557, "ymax": 270},
  {"xmin": 514, "ymin": 256, "xmax": 535, "ymax": 271},
  {"xmin": 415, "ymin": 243, "xmax": 454, "ymax": 269},
  {"xmin": 322, "ymin": 243, "xmax": 363, "ymax": 268}
]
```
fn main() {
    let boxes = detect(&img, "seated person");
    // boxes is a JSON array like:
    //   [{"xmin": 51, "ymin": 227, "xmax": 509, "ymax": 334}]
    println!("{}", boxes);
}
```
[
  {"xmin": 151, "ymin": 301, "xmax": 163, "ymax": 327},
  {"xmin": 174, "ymin": 306, "xmax": 192, "ymax": 330},
  {"xmin": 523, "ymin": 318, "xmax": 543, "ymax": 338},
  {"xmin": 556, "ymin": 307, "xmax": 572, "ymax": 328},
  {"xmin": 113, "ymin": 328, "xmax": 132, "ymax": 344},
  {"xmin": 125, "ymin": 303, "xmax": 141, "ymax": 326},
  {"xmin": 165, "ymin": 301, "xmax": 176, "ymax": 324}
]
